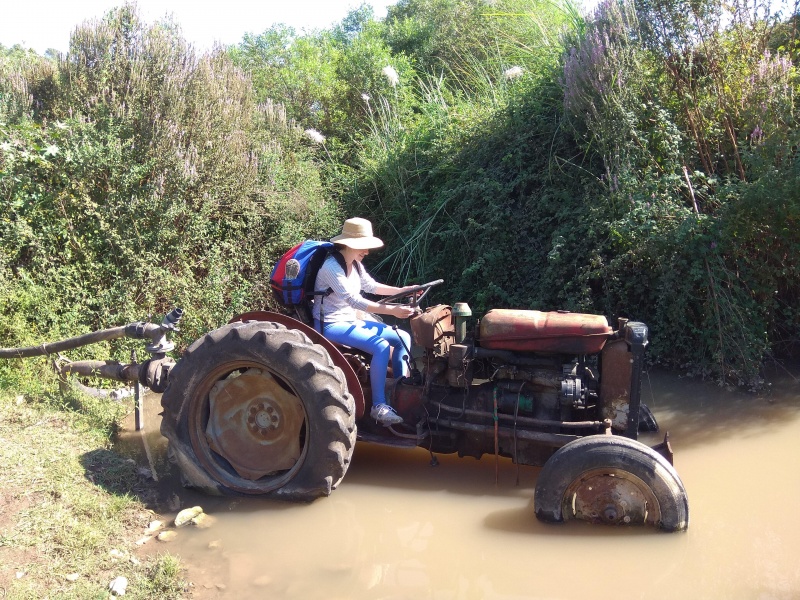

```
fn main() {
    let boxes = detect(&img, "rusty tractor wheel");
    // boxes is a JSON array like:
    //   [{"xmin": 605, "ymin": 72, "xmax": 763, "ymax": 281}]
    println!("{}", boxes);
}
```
[
  {"xmin": 534, "ymin": 435, "xmax": 689, "ymax": 532},
  {"xmin": 160, "ymin": 321, "xmax": 356, "ymax": 501}
]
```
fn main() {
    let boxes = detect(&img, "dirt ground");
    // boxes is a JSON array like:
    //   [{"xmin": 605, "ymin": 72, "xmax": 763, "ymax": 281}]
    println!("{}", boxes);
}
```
[{"xmin": 0, "ymin": 492, "xmax": 39, "ymax": 593}]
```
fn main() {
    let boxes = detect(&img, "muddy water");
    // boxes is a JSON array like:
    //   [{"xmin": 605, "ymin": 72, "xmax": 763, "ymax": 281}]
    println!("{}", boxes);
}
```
[{"xmin": 116, "ymin": 367, "xmax": 800, "ymax": 600}]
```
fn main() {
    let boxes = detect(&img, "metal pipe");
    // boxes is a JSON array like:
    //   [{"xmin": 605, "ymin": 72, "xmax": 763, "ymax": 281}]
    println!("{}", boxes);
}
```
[
  {"xmin": 428, "ymin": 417, "xmax": 580, "ymax": 447},
  {"xmin": 429, "ymin": 400, "xmax": 607, "ymax": 430},
  {"xmin": 54, "ymin": 354, "xmax": 175, "ymax": 392},
  {"xmin": 55, "ymin": 360, "xmax": 140, "ymax": 383}
]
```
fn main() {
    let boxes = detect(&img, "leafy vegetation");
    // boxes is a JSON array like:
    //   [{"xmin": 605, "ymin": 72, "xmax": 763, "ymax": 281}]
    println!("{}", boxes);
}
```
[
  {"xmin": 559, "ymin": 0, "xmax": 800, "ymax": 384},
  {"xmin": 2, "ymin": 0, "xmax": 800, "ymax": 394},
  {"xmin": 0, "ymin": 6, "xmax": 340, "ymax": 391}
]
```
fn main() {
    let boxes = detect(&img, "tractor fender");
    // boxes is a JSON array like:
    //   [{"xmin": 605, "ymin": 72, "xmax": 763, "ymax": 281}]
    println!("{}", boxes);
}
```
[{"xmin": 229, "ymin": 311, "xmax": 366, "ymax": 418}]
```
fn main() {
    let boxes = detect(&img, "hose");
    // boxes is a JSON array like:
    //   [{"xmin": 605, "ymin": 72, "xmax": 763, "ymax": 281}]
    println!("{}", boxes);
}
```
[
  {"xmin": 0, "ymin": 308, "xmax": 183, "ymax": 359},
  {"xmin": 0, "ymin": 326, "xmax": 131, "ymax": 359}
]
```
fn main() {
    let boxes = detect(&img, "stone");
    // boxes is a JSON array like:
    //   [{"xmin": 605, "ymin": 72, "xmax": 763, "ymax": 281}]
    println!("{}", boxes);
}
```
[
  {"xmin": 157, "ymin": 530, "xmax": 178, "ymax": 542},
  {"xmin": 109, "ymin": 576, "xmax": 128, "ymax": 596},
  {"xmin": 174, "ymin": 506, "xmax": 203, "ymax": 528},
  {"xmin": 144, "ymin": 520, "xmax": 163, "ymax": 534},
  {"xmin": 191, "ymin": 512, "xmax": 215, "ymax": 529}
]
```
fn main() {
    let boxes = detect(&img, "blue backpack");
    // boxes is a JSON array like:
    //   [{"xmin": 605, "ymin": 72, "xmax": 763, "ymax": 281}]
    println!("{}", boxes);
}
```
[{"xmin": 270, "ymin": 240, "xmax": 334, "ymax": 307}]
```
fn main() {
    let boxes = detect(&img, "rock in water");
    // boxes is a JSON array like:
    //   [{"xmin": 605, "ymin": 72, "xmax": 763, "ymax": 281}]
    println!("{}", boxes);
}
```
[
  {"xmin": 157, "ymin": 530, "xmax": 178, "ymax": 542},
  {"xmin": 174, "ymin": 506, "xmax": 203, "ymax": 527},
  {"xmin": 191, "ymin": 512, "xmax": 216, "ymax": 528}
]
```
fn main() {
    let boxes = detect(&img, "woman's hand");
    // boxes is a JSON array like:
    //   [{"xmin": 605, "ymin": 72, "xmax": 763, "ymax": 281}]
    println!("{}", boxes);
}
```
[
  {"xmin": 388, "ymin": 304, "xmax": 416, "ymax": 319},
  {"xmin": 376, "ymin": 279, "xmax": 444, "ymax": 309},
  {"xmin": 368, "ymin": 299, "xmax": 416, "ymax": 319}
]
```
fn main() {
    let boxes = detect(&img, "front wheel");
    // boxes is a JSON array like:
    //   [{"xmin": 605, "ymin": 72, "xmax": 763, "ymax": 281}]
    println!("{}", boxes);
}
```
[
  {"xmin": 534, "ymin": 435, "xmax": 689, "ymax": 532},
  {"xmin": 160, "ymin": 321, "xmax": 356, "ymax": 501}
]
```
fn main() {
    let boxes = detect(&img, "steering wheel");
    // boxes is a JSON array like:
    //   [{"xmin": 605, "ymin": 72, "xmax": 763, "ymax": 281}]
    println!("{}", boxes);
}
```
[{"xmin": 377, "ymin": 279, "xmax": 444, "ymax": 308}]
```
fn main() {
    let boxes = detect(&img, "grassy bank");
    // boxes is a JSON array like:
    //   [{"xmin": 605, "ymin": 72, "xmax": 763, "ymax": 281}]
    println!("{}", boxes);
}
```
[{"xmin": 0, "ymin": 380, "xmax": 186, "ymax": 599}]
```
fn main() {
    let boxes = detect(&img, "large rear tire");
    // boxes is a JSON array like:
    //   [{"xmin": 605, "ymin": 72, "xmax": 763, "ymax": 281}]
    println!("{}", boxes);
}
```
[
  {"xmin": 534, "ymin": 435, "xmax": 689, "ymax": 532},
  {"xmin": 160, "ymin": 321, "xmax": 356, "ymax": 501}
]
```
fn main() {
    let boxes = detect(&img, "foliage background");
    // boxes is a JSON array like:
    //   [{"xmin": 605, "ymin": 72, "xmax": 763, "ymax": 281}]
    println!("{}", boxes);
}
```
[{"xmin": 2, "ymin": 0, "xmax": 799, "ymax": 390}]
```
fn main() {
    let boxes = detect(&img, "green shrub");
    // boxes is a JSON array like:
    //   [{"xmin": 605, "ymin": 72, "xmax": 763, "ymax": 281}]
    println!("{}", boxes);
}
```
[{"xmin": 0, "ymin": 4, "xmax": 339, "ymax": 389}]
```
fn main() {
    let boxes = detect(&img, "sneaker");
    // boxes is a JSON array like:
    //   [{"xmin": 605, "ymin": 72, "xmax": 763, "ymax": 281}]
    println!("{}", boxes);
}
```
[{"xmin": 370, "ymin": 403, "xmax": 403, "ymax": 426}]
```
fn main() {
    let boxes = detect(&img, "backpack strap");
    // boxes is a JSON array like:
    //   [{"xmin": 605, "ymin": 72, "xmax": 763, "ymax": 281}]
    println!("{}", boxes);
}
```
[{"xmin": 329, "ymin": 250, "xmax": 362, "ymax": 276}]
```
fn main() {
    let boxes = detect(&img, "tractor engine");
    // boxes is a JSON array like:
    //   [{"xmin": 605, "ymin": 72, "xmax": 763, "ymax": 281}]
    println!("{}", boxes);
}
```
[{"xmin": 404, "ymin": 305, "xmax": 648, "ymax": 465}]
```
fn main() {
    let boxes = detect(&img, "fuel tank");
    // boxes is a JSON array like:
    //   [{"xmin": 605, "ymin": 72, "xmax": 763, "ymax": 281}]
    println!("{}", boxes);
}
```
[{"xmin": 478, "ymin": 309, "xmax": 612, "ymax": 354}]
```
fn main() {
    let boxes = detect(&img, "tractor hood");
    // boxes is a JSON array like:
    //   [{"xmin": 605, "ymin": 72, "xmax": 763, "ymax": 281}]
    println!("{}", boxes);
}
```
[{"xmin": 478, "ymin": 309, "xmax": 612, "ymax": 354}]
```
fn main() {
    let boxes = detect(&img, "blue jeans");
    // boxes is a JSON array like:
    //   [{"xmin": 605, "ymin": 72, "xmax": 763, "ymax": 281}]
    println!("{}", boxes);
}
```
[{"xmin": 315, "ymin": 319, "xmax": 411, "ymax": 405}]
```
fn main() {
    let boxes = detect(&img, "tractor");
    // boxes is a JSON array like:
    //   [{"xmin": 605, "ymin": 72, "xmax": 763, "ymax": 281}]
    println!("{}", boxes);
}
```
[{"xmin": 0, "ymin": 282, "xmax": 689, "ymax": 532}]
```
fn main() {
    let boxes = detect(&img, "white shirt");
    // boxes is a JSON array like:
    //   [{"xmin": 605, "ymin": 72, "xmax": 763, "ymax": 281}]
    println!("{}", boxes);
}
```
[{"xmin": 311, "ymin": 255, "xmax": 378, "ymax": 322}]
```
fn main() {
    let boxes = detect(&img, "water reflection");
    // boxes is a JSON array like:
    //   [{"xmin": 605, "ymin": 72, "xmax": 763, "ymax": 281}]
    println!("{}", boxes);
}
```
[
  {"xmin": 116, "ymin": 366, "xmax": 800, "ymax": 600},
  {"xmin": 639, "ymin": 366, "xmax": 800, "ymax": 450}
]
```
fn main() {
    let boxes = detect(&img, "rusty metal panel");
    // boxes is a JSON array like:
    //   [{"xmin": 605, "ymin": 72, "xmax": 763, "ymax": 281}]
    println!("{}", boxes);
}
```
[
  {"xmin": 479, "ymin": 309, "xmax": 611, "ymax": 354},
  {"xmin": 390, "ymin": 379, "xmax": 427, "ymax": 420},
  {"xmin": 600, "ymin": 338, "xmax": 633, "ymax": 431},
  {"xmin": 410, "ymin": 304, "xmax": 455, "ymax": 355}
]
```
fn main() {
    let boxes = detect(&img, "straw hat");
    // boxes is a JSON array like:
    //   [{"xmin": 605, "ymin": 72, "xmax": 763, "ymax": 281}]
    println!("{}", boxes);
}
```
[{"xmin": 330, "ymin": 217, "xmax": 384, "ymax": 250}]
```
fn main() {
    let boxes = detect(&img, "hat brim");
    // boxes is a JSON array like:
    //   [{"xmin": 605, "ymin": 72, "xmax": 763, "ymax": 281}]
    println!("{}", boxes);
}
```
[{"xmin": 331, "ymin": 235, "xmax": 384, "ymax": 250}]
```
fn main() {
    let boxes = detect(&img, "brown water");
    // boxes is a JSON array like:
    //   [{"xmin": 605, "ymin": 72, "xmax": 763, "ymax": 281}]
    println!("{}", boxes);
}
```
[{"xmin": 117, "ymin": 366, "xmax": 800, "ymax": 600}]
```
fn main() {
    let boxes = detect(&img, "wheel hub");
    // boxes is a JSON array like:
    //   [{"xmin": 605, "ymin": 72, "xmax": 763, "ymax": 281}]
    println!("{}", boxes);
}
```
[
  {"xmin": 250, "ymin": 401, "xmax": 282, "ymax": 435},
  {"xmin": 205, "ymin": 369, "xmax": 305, "ymax": 480},
  {"xmin": 567, "ymin": 471, "xmax": 660, "ymax": 526}
]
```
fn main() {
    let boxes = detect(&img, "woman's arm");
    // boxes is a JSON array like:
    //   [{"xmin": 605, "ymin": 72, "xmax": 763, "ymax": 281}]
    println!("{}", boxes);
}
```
[
  {"xmin": 356, "ymin": 269, "xmax": 417, "ymax": 318},
  {"xmin": 366, "ymin": 300, "xmax": 416, "ymax": 319},
  {"xmin": 364, "ymin": 283, "xmax": 419, "ymax": 319},
  {"xmin": 372, "ymin": 283, "xmax": 418, "ymax": 296}
]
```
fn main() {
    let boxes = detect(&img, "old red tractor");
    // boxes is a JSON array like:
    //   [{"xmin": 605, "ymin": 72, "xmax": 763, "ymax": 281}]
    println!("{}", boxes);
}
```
[{"xmin": 1, "ymin": 282, "xmax": 689, "ymax": 532}]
